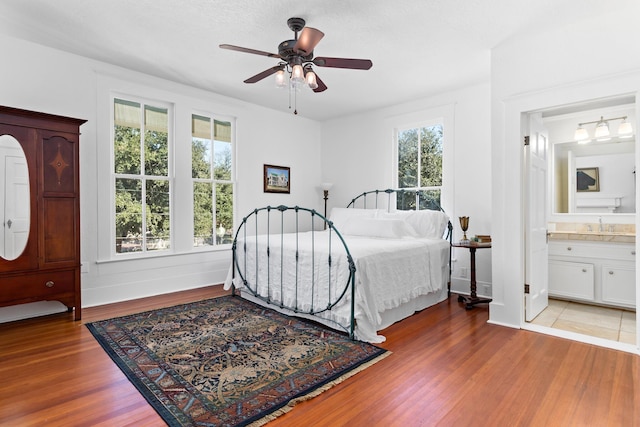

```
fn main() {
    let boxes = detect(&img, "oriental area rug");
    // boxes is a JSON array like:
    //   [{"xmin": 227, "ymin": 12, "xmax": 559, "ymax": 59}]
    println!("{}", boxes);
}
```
[{"xmin": 86, "ymin": 295, "xmax": 389, "ymax": 427}]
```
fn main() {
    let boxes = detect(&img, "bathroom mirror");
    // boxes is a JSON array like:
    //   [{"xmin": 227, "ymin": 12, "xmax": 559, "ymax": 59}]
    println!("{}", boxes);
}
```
[
  {"xmin": 544, "ymin": 101, "xmax": 636, "ymax": 215},
  {"xmin": 552, "ymin": 138, "xmax": 635, "ymax": 214},
  {"xmin": 0, "ymin": 134, "xmax": 30, "ymax": 260}
]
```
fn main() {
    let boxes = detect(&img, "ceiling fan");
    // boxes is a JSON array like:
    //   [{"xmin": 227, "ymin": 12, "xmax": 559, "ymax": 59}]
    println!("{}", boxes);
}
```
[{"xmin": 219, "ymin": 17, "xmax": 373, "ymax": 95}]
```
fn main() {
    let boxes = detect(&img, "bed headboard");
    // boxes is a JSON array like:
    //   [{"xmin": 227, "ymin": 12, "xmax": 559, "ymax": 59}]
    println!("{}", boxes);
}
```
[{"xmin": 346, "ymin": 188, "xmax": 453, "ymax": 241}]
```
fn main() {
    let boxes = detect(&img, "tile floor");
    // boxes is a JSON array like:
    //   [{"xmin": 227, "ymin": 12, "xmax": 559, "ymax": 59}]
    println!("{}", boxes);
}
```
[{"xmin": 530, "ymin": 299, "xmax": 636, "ymax": 345}]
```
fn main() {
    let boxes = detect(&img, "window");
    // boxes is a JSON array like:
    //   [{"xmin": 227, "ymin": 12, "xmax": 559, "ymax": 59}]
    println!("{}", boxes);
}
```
[
  {"xmin": 396, "ymin": 123, "xmax": 443, "ymax": 209},
  {"xmin": 192, "ymin": 114, "xmax": 234, "ymax": 247},
  {"xmin": 113, "ymin": 98, "xmax": 171, "ymax": 254}
]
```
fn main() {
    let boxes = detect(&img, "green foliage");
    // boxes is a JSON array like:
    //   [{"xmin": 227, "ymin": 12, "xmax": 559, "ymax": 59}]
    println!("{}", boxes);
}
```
[
  {"xmin": 192, "ymin": 137, "xmax": 233, "ymax": 246},
  {"xmin": 114, "ymin": 125, "xmax": 170, "ymax": 252},
  {"xmin": 397, "ymin": 124, "xmax": 443, "ymax": 208},
  {"xmin": 398, "ymin": 125, "xmax": 442, "ymax": 187}
]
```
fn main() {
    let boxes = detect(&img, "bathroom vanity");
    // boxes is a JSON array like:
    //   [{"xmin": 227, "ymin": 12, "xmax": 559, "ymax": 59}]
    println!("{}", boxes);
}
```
[{"xmin": 548, "ymin": 232, "xmax": 636, "ymax": 309}]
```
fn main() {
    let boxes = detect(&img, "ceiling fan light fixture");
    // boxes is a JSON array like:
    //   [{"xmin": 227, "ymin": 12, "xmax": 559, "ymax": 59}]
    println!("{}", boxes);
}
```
[
  {"xmin": 305, "ymin": 69, "xmax": 318, "ymax": 89},
  {"xmin": 291, "ymin": 64, "xmax": 305, "ymax": 85},
  {"xmin": 274, "ymin": 69, "xmax": 286, "ymax": 88}
]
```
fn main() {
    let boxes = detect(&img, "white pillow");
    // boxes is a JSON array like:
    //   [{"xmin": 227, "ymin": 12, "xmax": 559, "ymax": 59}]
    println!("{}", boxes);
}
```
[
  {"xmin": 328, "ymin": 207, "xmax": 378, "ymax": 229},
  {"xmin": 340, "ymin": 217, "xmax": 417, "ymax": 239},
  {"xmin": 380, "ymin": 210, "xmax": 449, "ymax": 239}
]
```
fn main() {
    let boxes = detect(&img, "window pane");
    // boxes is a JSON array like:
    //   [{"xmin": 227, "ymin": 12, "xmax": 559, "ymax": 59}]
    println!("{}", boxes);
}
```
[
  {"xmin": 115, "ymin": 178, "xmax": 142, "ymax": 253},
  {"xmin": 420, "ymin": 125, "xmax": 443, "ymax": 187},
  {"xmin": 192, "ymin": 138, "xmax": 212, "ymax": 179},
  {"xmin": 193, "ymin": 181, "xmax": 214, "ymax": 247},
  {"xmin": 398, "ymin": 128, "xmax": 418, "ymax": 188},
  {"xmin": 395, "ymin": 190, "xmax": 442, "ymax": 211},
  {"xmin": 418, "ymin": 189, "xmax": 442, "ymax": 210},
  {"xmin": 216, "ymin": 183, "xmax": 233, "ymax": 244},
  {"xmin": 192, "ymin": 115, "xmax": 212, "ymax": 179},
  {"xmin": 144, "ymin": 106, "xmax": 168, "ymax": 176},
  {"xmin": 146, "ymin": 179, "xmax": 170, "ymax": 251},
  {"xmin": 114, "ymin": 99, "xmax": 141, "ymax": 175},
  {"xmin": 213, "ymin": 139, "xmax": 231, "ymax": 180}
]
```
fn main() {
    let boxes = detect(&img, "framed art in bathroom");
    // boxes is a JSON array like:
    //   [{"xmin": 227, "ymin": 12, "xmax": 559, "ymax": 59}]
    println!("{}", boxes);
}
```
[{"xmin": 576, "ymin": 167, "xmax": 599, "ymax": 192}]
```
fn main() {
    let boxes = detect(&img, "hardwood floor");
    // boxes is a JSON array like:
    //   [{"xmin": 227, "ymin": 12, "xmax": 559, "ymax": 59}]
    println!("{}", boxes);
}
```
[{"xmin": 0, "ymin": 286, "xmax": 637, "ymax": 426}]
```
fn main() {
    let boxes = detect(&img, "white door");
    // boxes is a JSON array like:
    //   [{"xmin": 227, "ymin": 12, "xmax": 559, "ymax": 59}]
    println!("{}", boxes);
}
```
[
  {"xmin": 4, "ymin": 154, "xmax": 30, "ymax": 260},
  {"xmin": 525, "ymin": 113, "xmax": 549, "ymax": 321}
]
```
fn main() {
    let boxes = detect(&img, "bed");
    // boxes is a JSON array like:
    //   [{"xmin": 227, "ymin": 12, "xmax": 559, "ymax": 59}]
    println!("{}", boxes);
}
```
[{"xmin": 224, "ymin": 189, "xmax": 452, "ymax": 343}]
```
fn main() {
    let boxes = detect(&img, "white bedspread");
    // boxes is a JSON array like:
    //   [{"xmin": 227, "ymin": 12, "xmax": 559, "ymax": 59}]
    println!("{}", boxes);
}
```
[{"xmin": 224, "ymin": 231, "xmax": 449, "ymax": 342}]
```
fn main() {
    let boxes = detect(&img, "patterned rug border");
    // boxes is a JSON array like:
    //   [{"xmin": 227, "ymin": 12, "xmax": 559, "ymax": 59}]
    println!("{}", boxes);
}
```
[{"xmin": 86, "ymin": 295, "xmax": 390, "ymax": 426}]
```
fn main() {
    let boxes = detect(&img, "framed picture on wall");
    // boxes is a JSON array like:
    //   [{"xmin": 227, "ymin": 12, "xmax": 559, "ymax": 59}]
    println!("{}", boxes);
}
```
[
  {"xmin": 264, "ymin": 164, "xmax": 290, "ymax": 193},
  {"xmin": 576, "ymin": 167, "xmax": 599, "ymax": 192}
]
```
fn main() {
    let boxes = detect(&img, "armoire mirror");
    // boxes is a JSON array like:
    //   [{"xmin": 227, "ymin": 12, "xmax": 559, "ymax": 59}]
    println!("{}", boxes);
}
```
[{"xmin": 0, "ymin": 134, "xmax": 30, "ymax": 260}]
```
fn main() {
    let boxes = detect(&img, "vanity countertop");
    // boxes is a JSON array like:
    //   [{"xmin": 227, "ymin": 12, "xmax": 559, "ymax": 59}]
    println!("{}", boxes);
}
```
[{"xmin": 548, "ymin": 231, "xmax": 635, "ymax": 243}]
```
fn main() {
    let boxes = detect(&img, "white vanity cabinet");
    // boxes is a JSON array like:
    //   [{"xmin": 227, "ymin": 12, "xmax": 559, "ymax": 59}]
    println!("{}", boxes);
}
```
[{"xmin": 548, "ymin": 240, "xmax": 636, "ymax": 309}]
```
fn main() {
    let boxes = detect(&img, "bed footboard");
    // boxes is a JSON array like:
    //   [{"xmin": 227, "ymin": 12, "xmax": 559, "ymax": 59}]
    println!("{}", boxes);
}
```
[{"xmin": 230, "ymin": 205, "xmax": 357, "ymax": 339}]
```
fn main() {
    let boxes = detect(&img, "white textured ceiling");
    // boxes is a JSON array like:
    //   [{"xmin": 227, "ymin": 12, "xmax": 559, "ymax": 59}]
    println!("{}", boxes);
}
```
[{"xmin": 0, "ymin": 0, "xmax": 617, "ymax": 121}]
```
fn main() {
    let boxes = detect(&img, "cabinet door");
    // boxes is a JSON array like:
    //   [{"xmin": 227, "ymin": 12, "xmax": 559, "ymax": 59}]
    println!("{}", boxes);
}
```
[
  {"xmin": 0, "ymin": 124, "xmax": 38, "ymax": 272},
  {"xmin": 601, "ymin": 265, "xmax": 635, "ymax": 307},
  {"xmin": 548, "ymin": 260, "xmax": 594, "ymax": 301},
  {"xmin": 40, "ymin": 131, "xmax": 79, "ymax": 268}
]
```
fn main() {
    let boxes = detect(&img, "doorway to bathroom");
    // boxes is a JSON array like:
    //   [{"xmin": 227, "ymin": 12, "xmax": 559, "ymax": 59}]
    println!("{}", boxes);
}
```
[{"xmin": 523, "ymin": 95, "xmax": 637, "ymax": 352}]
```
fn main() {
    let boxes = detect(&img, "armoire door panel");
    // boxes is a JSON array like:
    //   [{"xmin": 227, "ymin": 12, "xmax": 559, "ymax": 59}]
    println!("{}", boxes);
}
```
[
  {"xmin": 42, "ymin": 134, "xmax": 77, "ymax": 195},
  {"xmin": 42, "ymin": 198, "xmax": 77, "ymax": 265}
]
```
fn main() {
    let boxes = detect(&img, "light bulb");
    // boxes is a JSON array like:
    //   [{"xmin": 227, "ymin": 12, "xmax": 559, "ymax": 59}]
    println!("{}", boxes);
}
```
[
  {"xmin": 305, "ymin": 70, "xmax": 318, "ymax": 89},
  {"xmin": 594, "ymin": 118, "xmax": 610, "ymax": 140},
  {"xmin": 291, "ymin": 64, "xmax": 304, "ymax": 85},
  {"xmin": 618, "ymin": 119, "xmax": 633, "ymax": 137},
  {"xmin": 275, "ymin": 69, "xmax": 286, "ymax": 88},
  {"xmin": 574, "ymin": 126, "xmax": 589, "ymax": 142}
]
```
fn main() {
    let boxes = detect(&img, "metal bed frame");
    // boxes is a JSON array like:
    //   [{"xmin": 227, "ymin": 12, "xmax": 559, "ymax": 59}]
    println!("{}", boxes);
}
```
[{"xmin": 230, "ymin": 189, "xmax": 453, "ymax": 340}]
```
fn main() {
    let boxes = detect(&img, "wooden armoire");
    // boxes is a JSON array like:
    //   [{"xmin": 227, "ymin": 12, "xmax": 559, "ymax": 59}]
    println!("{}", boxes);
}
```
[{"xmin": 0, "ymin": 106, "xmax": 86, "ymax": 320}]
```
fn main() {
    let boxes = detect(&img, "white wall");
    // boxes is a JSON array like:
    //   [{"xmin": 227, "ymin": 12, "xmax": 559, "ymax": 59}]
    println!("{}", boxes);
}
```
[
  {"xmin": 490, "ymin": 5, "xmax": 640, "ymax": 333},
  {"xmin": 0, "ymin": 34, "xmax": 322, "ymax": 310},
  {"xmin": 321, "ymin": 83, "xmax": 493, "ymax": 296}
]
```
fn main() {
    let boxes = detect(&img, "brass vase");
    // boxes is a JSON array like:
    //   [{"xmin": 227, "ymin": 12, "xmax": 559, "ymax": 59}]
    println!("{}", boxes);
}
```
[{"xmin": 459, "ymin": 216, "xmax": 469, "ymax": 243}]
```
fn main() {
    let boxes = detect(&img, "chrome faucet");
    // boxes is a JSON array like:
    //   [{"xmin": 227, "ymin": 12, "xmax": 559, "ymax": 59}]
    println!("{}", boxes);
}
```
[{"xmin": 598, "ymin": 217, "xmax": 604, "ymax": 232}]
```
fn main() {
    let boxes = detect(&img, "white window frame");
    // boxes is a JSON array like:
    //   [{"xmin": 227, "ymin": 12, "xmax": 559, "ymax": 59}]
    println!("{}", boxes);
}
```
[
  {"xmin": 191, "ymin": 111, "xmax": 236, "ymax": 249},
  {"xmin": 95, "ymin": 74, "xmax": 240, "ymax": 263},
  {"xmin": 111, "ymin": 95, "xmax": 174, "ymax": 258},
  {"xmin": 389, "ymin": 105, "xmax": 454, "ymax": 214}
]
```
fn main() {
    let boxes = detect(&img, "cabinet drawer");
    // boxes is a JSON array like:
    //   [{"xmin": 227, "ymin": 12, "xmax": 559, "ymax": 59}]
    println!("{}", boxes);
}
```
[
  {"xmin": 0, "ymin": 270, "xmax": 75, "ymax": 302},
  {"xmin": 548, "ymin": 242, "xmax": 636, "ymax": 261}
]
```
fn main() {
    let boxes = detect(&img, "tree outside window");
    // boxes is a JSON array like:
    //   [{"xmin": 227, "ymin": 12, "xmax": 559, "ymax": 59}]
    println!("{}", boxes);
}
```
[
  {"xmin": 192, "ymin": 115, "xmax": 234, "ymax": 246},
  {"xmin": 114, "ymin": 98, "xmax": 170, "ymax": 253},
  {"xmin": 397, "ymin": 124, "xmax": 443, "ymax": 209}
]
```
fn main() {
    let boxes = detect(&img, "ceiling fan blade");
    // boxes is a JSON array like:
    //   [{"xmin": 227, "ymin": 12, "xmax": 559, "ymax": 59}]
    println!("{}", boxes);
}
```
[
  {"xmin": 244, "ymin": 65, "xmax": 282, "ymax": 84},
  {"xmin": 313, "ymin": 73, "xmax": 328, "ymax": 93},
  {"xmin": 313, "ymin": 57, "xmax": 373, "ymax": 70},
  {"xmin": 293, "ymin": 27, "xmax": 324, "ymax": 56},
  {"xmin": 219, "ymin": 44, "xmax": 281, "ymax": 59}
]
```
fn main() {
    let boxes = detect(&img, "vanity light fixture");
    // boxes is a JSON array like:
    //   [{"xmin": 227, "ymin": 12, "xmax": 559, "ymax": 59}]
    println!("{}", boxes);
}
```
[
  {"xmin": 574, "ymin": 115, "xmax": 633, "ymax": 142},
  {"xmin": 618, "ymin": 118, "xmax": 633, "ymax": 138}
]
